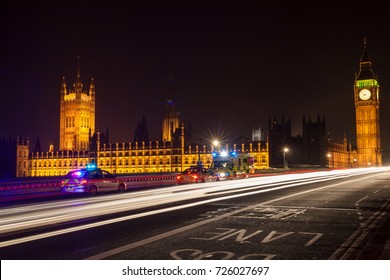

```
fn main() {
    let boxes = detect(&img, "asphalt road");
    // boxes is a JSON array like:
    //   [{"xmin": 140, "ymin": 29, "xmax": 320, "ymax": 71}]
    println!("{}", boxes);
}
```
[{"xmin": 0, "ymin": 168, "xmax": 389, "ymax": 260}]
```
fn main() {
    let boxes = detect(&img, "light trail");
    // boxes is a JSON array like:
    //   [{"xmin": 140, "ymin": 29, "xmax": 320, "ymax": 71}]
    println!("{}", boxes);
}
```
[{"xmin": 0, "ymin": 168, "xmax": 388, "ymax": 245}]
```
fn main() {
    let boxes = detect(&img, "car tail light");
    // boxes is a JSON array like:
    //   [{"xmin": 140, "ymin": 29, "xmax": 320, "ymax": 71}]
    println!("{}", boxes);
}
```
[
  {"xmin": 176, "ymin": 175, "xmax": 181, "ymax": 180},
  {"xmin": 61, "ymin": 180, "xmax": 65, "ymax": 185},
  {"xmin": 81, "ymin": 179, "xmax": 88, "ymax": 184},
  {"xmin": 192, "ymin": 175, "xmax": 198, "ymax": 179}
]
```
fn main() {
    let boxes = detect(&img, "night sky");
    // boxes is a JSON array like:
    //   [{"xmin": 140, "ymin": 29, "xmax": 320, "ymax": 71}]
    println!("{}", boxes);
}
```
[{"xmin": 1, "ymin": 2, "xmax": 390, "ymax": 163}]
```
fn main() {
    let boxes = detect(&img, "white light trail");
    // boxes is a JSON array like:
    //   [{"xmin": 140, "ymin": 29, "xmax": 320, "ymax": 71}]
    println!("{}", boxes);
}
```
[{"xmin": 0, "ymin": 168, "xmax": 388, "ymax": 245}]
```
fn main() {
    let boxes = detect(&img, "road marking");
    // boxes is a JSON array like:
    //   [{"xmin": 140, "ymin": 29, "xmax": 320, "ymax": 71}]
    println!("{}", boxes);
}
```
[
  {"xmin": 374, "ymin": 184, "xmax": 389, "ymax": 194},
  {"xmin": 85, "ymin": 174, "xmax": 373, "ymax": 259},
  {"xmin": 190, "ymin": 227, "xmax": 323, "ymax": 247},
  {"xmin": 328, "ymin": 199, "xmax": 390, "ymax": 259},
  {"xmin": 299, "ymin": 232, "xmax": 324, "ymax": 247},
  {"xmin": 0, "ymin": 172, "xmax": 383, "ymax": 258},
  {"xmin": 355, "ymin": 195, "xmax": 369, "ymax": 224},
  {"xmin": 234, "ymin": 207, "xmax": 307, "ymax": 220},
  {"xmin": 169, "ymin": 248, "xmax": 276, "ymax": 260},
  {"xmin": 261, "ymin": 231, "xmax": 294, "ymax": 243}
]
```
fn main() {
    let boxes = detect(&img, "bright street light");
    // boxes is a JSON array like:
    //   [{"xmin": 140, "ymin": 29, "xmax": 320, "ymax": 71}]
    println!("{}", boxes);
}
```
[
  {"xmin": 212, "ymin": 140, "xmax": 220, "ymax": 153},
  {"xmin": 283, "ymin": 147, "xmax": 289, "ymax": 170}
]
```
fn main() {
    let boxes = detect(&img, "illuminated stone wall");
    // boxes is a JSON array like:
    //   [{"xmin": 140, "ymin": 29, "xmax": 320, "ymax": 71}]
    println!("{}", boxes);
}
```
[{"xmin": 24, "ymin": 140, "xmax": 268, "ymax": 177}]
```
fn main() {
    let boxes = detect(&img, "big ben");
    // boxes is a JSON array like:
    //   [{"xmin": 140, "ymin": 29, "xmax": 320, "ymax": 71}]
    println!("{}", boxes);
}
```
[{"xmin": 354, "ymin": 37, "xmax": 382, "ymax": 166}]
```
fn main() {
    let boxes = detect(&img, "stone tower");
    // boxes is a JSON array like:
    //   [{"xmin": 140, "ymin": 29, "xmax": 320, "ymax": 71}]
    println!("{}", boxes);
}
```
[
  {"xmin": 59, "ymin": 58, "xmax": 95, "ymax": 151},
  {"xmin": 162, "ymin": 99, "xmax": 179, "ymax": 142},
  {"xmin": 354, "ymin": 38, "xmax": 382, "ymax": 166}
]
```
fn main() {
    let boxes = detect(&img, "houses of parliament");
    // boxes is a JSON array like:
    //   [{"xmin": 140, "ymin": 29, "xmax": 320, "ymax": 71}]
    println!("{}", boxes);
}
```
[{"xmin": 0, "ymin": 39, "xmax": 382, "ymax": 178}]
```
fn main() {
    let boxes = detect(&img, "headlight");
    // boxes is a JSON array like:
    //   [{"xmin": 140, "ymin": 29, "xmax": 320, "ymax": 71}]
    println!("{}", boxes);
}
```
[{"xmin": 219, "ymin": 172, "xmax": 225, "ymax": 177}]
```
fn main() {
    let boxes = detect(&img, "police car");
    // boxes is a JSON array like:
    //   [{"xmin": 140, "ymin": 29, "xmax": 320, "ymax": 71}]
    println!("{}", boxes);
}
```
[{"xmin": 60, "ymin": 166, "xmax": 127, "ymax": 195}]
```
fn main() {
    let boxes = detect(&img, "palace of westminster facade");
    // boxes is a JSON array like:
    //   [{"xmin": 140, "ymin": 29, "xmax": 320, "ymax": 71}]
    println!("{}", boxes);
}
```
[{"xmin": 9, "ymin": 39, "xmax": 382, "ymax": 177}]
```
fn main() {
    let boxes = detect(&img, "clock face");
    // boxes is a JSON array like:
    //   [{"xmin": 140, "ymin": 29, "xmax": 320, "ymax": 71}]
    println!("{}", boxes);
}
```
[{"xmin": 359, "ymin": 89, "xmax": 371, "ymax": 100}]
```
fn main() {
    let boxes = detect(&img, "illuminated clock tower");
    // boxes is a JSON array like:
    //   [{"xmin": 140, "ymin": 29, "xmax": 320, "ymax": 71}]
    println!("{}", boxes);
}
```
[
  {"xmin": 59, "ymin": 59, "xmax": 95, "ymax": 151},
  {"xmin": 354, "ymin": 38, "xmax": 382, "ymax": 166}
]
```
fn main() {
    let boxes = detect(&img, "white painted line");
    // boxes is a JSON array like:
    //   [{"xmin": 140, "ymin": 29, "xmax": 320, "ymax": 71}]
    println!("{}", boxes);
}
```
[
  {"xmin": 328, "ymin": 200, "xmax": 390, "ymax": 260},
  {"xmin": 85, "ymin": 174, "xmax": 376, "ymax": 259},
  {"xmin": 0, "ymin": 171, "xmax": 384, "ymax": 260}
]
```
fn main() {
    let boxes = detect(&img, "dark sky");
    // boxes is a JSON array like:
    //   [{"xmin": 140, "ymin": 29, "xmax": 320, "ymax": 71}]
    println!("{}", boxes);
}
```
[{"xmin": 1, "ymin": 2, "xmax": 390, "ymax": 162}]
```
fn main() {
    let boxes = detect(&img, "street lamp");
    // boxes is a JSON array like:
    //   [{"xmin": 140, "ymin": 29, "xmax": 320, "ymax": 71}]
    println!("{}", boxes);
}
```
[
  {"xmin": 326, "ymin": 153, "xmax": 332, "ymax": 168},
  {"xmin": 283, "ymin": 147, "xmax": 289, "ymax": 170},
  {"xmin": 212, "ymin": 140, "xmax": 220, "ymax": 153}
]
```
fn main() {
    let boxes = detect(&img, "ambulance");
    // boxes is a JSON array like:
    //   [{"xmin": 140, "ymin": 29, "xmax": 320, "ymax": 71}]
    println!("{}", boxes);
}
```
[{"xmin": 210, "ymin": 151, "xmax": 254, "ymax": 180}]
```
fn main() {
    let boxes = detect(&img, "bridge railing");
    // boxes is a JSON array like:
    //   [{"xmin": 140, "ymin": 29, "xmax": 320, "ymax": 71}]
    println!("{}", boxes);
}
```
[
  {"xmin": 0, "ymin": 171, "xmax": 287, "ymax": 194},
  {"xmin": 0, "ymin": 179, "xmax": 62, "ymax": 192},
  {"xmin": 0, "ymin": 173, "xmax": 179, "ymax": 193},
  {"xmin": 121, "ymin": 174, "xmax": 178, "ymax": 186}
]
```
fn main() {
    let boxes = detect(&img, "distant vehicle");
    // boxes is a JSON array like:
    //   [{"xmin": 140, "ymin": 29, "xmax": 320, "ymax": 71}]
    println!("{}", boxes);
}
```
[
  {"xmin": 61, "ymin": 166, "xmax": 127, "ymax": 195},
  {"xmin": 210, "ymin": 151, "xmax": 254, "ymax": 180},
  {"xmin": 176, "ymin": 166, "xmax": 220, "ymax": 184}
]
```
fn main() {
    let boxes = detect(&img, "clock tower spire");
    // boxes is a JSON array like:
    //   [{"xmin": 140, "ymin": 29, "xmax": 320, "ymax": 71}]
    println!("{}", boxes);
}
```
[{"xmin": 354, "ymin": 37, "xmax": 382, "ymax": 166}]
